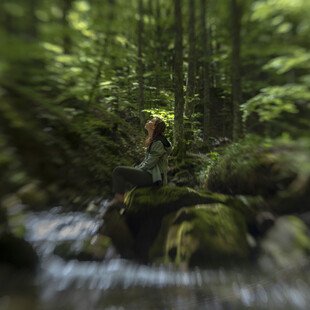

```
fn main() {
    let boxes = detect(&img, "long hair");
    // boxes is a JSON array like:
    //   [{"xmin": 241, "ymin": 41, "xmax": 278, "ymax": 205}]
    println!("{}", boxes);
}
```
[{"xmin": 144, "ymin": 117, "xmax": 166, "ymax": 151}]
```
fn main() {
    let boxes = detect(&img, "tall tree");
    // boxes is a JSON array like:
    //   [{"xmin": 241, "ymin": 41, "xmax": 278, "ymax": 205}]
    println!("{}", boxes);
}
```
[
  {"xmin": 137, "ymin": 0, "xmax": 145, "ymax": 129},
  {"xmin": 155, "ymin": 0, "xmax": 161, "ymax": 98},
  {"xmin": 88, "ymin": 1, "xmax": 115, "ymax": 105},
  {"xmin": 230, "ymin": 0, "xmax": 244, "ymax": 140},
  {"xmin": 62, "ymin": 0, "xmax": 73, "ymax": 54},
  {"xmin": 173, "ymin": 0, "xmax": 185, "ymax": 158},
  {"xmin": 185, "ymin": 0, "xmax": 196, "ymax": 119},
  {"xmin": 200, "ymin": 0, "xmax": 211, "ymax": 142},
  {"xmin": 29, "ymin": 0, "xmax": 39, "ymax": 39}
]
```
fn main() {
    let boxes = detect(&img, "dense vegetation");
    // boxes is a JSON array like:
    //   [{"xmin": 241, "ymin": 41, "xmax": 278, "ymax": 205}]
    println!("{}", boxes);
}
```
[{"xmin": 0, "ymin": 0, "xmax": 309, "ymax": 206}]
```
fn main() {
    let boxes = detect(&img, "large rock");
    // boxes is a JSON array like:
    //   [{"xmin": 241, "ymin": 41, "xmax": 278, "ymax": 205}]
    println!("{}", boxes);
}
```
[
  {"xmin": 206, "ymin": 137, "xmax": 310, "ymax": 214},
  {"xmin": 16, "ymin": 181, "xmax": 49, "ymax": 209},
  {"xmin": 54, "ymin": 235, "xmax": 114, "ymax": 261},
  {"xmin": 150, "ymin": 203, "xmax": 250, "ymax": 268},
  {"xmin": 1, "ymin": 195, "xmax": 28, "ymax": 238},
  {"xmin": 123, "ymin": 185, "xmax": 219, "ymax": 261},
  {"xmin": 0, "ymin": 232, "xmax": 38, "ymax": 270},
  {"xmin": 124, "ymin": 185, "xmax": 218, "ymax": 214},
  {"xmin": 258, "ymin": 215, "xmax": 310, "ymax": 271}
]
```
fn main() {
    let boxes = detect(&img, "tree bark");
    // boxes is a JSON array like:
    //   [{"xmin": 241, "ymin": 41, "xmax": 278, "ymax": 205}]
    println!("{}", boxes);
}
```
[
  {"xmin": 173, "ymin": 0, "xmax": 185, "ymax": 158},
  {"xmin": 185, "ymin": 0, "xmax": 196, "ymax": 119},
  {"xmin": 200, "ymin": 0, "xmax": 211, "ymax": 142},
  {"xmin": 29, "ymin": 0, "xmax": 39, "ymax": 39},
  {"xmin": 137, "ymin": 0, "xmax": 145, "ymax": 130},
  {"xmin": 62, "ymin": 0, "xmax": 73, "ymax": 54},
  {"xmin": 89, "ymin": 0, "xmax": 115, "ymax": 105},
  {"xmin": 0, "ymin": 1, "xmax": 14, "ymax": 34},
  {"xmin": 155, "ymin": 0, "xmax": 161, "ymax": 98},
  {"xmin": 230, "ymin": 0, "xmax": 244, "ymax": 140}
]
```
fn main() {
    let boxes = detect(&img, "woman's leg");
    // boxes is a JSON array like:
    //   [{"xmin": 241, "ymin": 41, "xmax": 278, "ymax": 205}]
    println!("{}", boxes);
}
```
[{"xmin": 110, "ymin": 166, "xmax": 153, "ymax": 204}]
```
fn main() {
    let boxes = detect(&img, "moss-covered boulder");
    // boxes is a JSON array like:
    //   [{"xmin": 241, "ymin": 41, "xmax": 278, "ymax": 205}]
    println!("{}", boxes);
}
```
[
  {"xmin": 16, "ymin": 181, "xmax": 49, "ymax": 209},
  {"xmin": 124, "ymin": 185, "xmax": 218, "ymax": 213},
  {"xmin": 123, "ymin": 185, "xmax": 219, "ymax": 261},
  {"xmin": 1, "ymin": 194, "xmax": 28, "ymax": 238},
  {"xmin": 54, "ymin": 235, "xmax": 114, "ymax": 261},
  {"xmin": 258, "ymin": 216, "xmax": 310, "ymax": 271},
  {"xmin": 150, "ymin": 203, "xmax": 250, "ymax": 268},
  {"xmin": 205, "ymin": 136, "xmax": 310, "ymax": 214}
]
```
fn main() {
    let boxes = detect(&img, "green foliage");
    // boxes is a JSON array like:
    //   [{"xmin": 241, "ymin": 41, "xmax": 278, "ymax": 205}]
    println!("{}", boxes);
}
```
[
  {"xmin": 263, "ymin": 49, "xmax": 310, "ymax": 75},
  {"xmin": 0, "ymin": 0, "xmax": 309, "ymax": 206},
  {"xmin": 203, "ymin": 134, "xmax": 310, "ymax": 212},
  {"xmin": 242, "ymin": 84, "xmax": 310, "ymax": 122}
]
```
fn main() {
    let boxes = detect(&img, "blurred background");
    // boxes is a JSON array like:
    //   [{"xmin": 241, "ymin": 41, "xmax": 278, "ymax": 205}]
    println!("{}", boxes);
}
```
[{"xmin": 0, "ymin": 0, "xmax": 309, "ymax": 309}]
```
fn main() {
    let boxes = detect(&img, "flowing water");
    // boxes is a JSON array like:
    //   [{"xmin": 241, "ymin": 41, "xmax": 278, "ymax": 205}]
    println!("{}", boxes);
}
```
[{"xmin": 0, "ymin": 203, "xmax": 309, "ymax": 310}]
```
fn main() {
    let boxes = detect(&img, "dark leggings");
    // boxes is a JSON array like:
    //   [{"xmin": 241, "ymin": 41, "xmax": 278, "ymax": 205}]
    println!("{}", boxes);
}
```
[{"xmin": 112, "ymin": 166, "xmax": 153, "ymax": 194}]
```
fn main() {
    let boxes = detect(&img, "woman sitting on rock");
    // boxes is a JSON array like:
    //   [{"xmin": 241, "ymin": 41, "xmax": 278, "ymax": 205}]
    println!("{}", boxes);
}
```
[{"xmin": 106, "ymin": 116, "xmax": 173, "ymax": 209}]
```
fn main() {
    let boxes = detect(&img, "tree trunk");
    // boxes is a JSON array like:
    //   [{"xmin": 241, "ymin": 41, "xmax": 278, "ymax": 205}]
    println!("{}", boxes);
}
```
[
  {"xmin": 230, "ymin": 0, "xmax": 244, "ymax": 140},
  {"xmin": 173, "ymin": 0, "xmax": 185, "ymax": 158},
  {"xmin": 209, "ymin": 23, "xmax": 216, "ymax": 88},
  {"xmin": 137, "ymin": 0, "xmax": 145, "ymax": 130},
  {"xmin": 0, "ymin": 1, "xmax": 14, "ymax": 34},
  {"xmin": 155, "ymin": 0, "xmax": 161, "ymax": 98},
  {"xmin": 29, "ymin": 0, "xmax": 39, "ymax": 39},
  {"xmin": 62, "ymin": 0, "xmax": 73, "ymax": 54},
  {"xmin": 200, "ymin": 0, "xmax": 211, "ymax": 142},
  {"xmin": 89, "ymin": 0, "xmax": 115, "ymax": 105},
  {"xmin": 185, "ymin": 0, "xmax": 196, "ymax": 119}
]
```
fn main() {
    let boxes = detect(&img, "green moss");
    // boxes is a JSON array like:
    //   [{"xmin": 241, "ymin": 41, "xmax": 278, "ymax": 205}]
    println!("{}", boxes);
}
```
[
  {"xmin": 204, "ymin": 135, "xmax": 310, "ymax": 214},
  {"xmin": 16, "ymin": 181, "xmax": 48, "ymax": 209},
  {"xmin": 150, "ymin": 203, "xmax": 250, "ymax": 268},
  {"xmin": 124, "ymin": 185, "xmax": 219, "ymax": 214}
]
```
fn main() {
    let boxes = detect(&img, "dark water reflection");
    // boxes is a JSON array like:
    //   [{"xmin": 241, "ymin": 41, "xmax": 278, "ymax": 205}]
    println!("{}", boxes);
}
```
[{"xmin": 0, "ymin": 207, "xmax": 309, "ymax": 310}]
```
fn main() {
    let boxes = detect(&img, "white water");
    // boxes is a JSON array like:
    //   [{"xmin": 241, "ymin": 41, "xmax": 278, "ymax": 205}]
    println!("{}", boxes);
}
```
[{"xmin": 0, "ymin": 204, "xmax": 309, "ymax": 310}]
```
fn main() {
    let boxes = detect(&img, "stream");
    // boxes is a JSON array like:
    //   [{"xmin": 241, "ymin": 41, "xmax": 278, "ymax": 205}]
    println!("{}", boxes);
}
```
[{"xmin": 0, "ymin": 203, "xmax": 309, "ymax": 310}]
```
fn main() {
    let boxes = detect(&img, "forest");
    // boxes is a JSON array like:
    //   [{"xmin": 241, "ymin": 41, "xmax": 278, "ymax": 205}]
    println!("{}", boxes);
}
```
[{"xmin": 0, "ymin": 0, "xmax": 309, "ymax": 309}]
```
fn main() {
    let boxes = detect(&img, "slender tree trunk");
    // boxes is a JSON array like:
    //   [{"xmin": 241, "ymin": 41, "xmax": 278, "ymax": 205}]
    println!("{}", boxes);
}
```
[
  {"xmin": 62, "ymin": 0, "xmax": 73, "ymax": 54},
  {"xmin": 173, "ymin": 0, "xmax": 185, "ymax": 158},
  {"xmin": 137, "ymin": 0, "xmax": 145, "ymax": 129},
  {"xmin": 214, "ymin": 21, "xmax": 222, "ymax": 89},
  {"xmin": 209, "ymin": 24, "xmax": 216, "ymax": 88},
  {"xmin": 200, "ymin": 0, "xmax": 211, "ymax": 142},
  {"xmin": 185, "ymin": 0, "xmax": 196, "ymax": 119},
  {"xmin": 230, "ymin": 0, "xmax": 244, "ymax": 140},
  {"xmin": 155, "ymin": 0, "xmax": 161, "ymax": 98},
  {"xmin": 0, "ymin": 1, "xmax": 14, "ymax": 34},
  {"xmin": 29, "ymin": 0, "xmax": 38, "ymax": 39},
  {"xmin": 89, "ymin": 1, "xmax": 114, "ymax": 105}
]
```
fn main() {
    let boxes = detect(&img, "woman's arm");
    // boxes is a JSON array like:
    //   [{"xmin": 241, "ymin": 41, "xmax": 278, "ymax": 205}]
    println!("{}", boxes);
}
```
[{"xmin": 137, "ymin": 141, "xmax": 166, "ymax": 171}]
